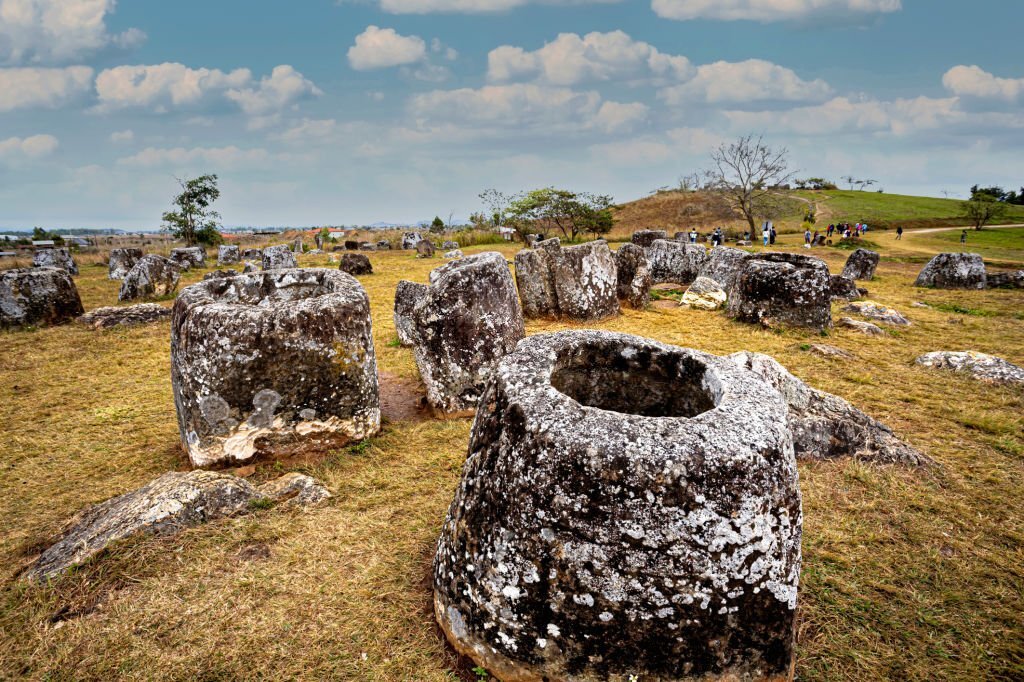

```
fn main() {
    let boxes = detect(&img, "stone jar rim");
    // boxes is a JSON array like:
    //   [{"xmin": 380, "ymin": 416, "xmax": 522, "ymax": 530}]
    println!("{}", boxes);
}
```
[{"xmin": 175, "ymin": 268, "xmax": 366, "ymax": 312}]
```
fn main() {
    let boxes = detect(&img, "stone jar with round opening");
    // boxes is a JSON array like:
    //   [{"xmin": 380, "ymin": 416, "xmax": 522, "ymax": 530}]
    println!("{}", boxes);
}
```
[
  {"xmin": 171, "ymin": 268, "xmax": 380, "ymax": 468},
  {"xmin": 434, "ymin": 330, "xmax": 802, "ymax": 682}
]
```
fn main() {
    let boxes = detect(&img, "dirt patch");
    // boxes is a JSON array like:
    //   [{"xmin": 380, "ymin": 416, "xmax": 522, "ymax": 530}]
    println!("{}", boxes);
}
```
[
  {"xmin": 379, "ymin": 371, "xmax": 429, "ymax": 423},
  {"xmin": 651, "ymin": 300, "xmax": 680, "ymax": 310}
]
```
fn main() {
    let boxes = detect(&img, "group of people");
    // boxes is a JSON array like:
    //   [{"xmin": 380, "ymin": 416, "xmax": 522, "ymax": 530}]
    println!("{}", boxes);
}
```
[
  {"xmin": 826, "ymin": 222, "xmax": 869, "ymax": 240},
  {"xmin": 684, "ymin": 227, "xmax": 731, "ymax": 246}
]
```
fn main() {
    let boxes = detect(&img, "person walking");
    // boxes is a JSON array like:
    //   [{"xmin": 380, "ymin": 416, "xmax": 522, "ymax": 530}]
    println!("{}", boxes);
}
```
[
  {"xmin": 762, "ymin": 225, "xmax": 770, "ymax": 247},
  {"xmin": 896, "ymin": 226, "xmax": 903, "ymax": 240},
  {"xmin": 961, "ymin": 230, "xmax": 967, "ymax": 245},
  {"xmin": 770, "ymin": 226, "xmax": 777, "ymax": 245},
  {"xmin": 689, "ymin": 229, "xmax": 697, "ymax": 243},
  {"xmin": 803, "ymin": 228, "xmax": 812, "ymax": 247}
]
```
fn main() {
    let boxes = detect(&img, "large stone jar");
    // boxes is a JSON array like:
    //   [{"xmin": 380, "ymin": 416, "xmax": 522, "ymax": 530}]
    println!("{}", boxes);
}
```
[
  {"xmin": 434, "ymin": 330, "xmax": 802, "ymax": 681},
  {"xmin": 728, "ymin": 253, "xmax": 832, "ymax": 331}
]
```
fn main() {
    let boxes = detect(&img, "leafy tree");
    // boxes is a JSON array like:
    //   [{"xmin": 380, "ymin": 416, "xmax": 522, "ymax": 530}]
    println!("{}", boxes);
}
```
[
  {"xmin": 478, "ymin": 189, "xmax": 510, "ymax": 227},
  {"xmin": 963, "ymin": 195, "xmax": 1007, "ymax": 230},
  {"xmin": 161, "ymin": 174, "xmax": 223, "ymax": 246},
  {"xmin": 705, "ymin": 135, "xmax": 795, "ymax": 236},
  {"xmin": 31, "ymin": 226, "xmax": 64, "ymax": 245},
  {"xmin": 505, "ymin": 188, "xmax": 614, "ymax": 241},
  {"xmin": 430, "ymin": 216, "xmax": 445, "ymax": 234}
]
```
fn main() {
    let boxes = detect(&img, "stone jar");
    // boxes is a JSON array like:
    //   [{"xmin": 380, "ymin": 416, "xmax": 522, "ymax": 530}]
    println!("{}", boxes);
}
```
[{"xmin": 728, "ymin": 252, "xmax": 832, "ymax": 331}]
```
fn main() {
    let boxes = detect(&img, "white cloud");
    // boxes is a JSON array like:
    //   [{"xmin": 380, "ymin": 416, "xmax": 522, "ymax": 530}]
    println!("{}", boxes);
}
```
[
  {"xmin": 0, "ymin": 133, "xmax": 59, "ymax": 159},
  {"xmin": 0, "ymin": 0, "xmax": 145, "ymax": 63},
  {"xmin": 348, "ymin": 26, "xmax": 427, "ymax": 70},
  {"xmin": 369, "ymin": 0, "xmax": 619, "ymax": 14},
  {"xmin": 109, "ymin": 129, "xmax": 133, "ymax": 143},
  {"xmin": 588, "ymin": 126, "xmax": 722, "ymax": 165},
  {"xmin": 0, "ymin": 66, "xmax": 93, "ymax": 111},
  {"xmin": 225, "ymin": 65, "xmax": 322, "ymax": 115},
  {"xmin": 488, "ymin": 30, "xmax": 693, "ymax": 85},
  {"xmin": 116, "ymin": 145, "xmax": 271, "ymax": 169},
  {"xmin": 659, "ymin": 59, "xmax": 832, "ymax": 105},
  {"xmin": 943, "ymin": 65, "xmax": 1024, "ymax": 102},
  {"xmin": 651, "ymin": 0, "xmax": 901, "ymax": 22},
  {"xmin": 593, "ymin": 101, "xmax": 649, "ymax": 133},
  {"xmin": 277, "ymin": 118, "xmax": 338, "ymax": 142}
]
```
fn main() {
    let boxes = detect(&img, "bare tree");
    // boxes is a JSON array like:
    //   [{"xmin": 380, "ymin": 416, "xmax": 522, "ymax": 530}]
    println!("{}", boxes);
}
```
[
  {"xmin": 963, "ymin": 196, "xmax": 1007, "ymax": 230},
  {"xmin": 841, "ymin": 175, "xmax": 857, "ymax": 190},
  {"xmin": 706, "ymin": 135, "xmax": 795, "ymax": 235}
]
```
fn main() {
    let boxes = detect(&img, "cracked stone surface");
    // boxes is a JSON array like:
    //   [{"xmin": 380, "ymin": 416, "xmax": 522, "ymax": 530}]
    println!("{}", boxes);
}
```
[
  {"xmin": 171, "ymin": 268, "xmax": 380, "ymax": 468},
  {"xmin": 915, "ymin": 351, "xmax": 1024, "ymax": 386},
  {"xmin": 681, "ymin": 276, "xmax": 727, "ymax": 310},
  {"xmin": 33, "ymin": 248, "xmax": 78, "ymax": 275},
  {"xmin": 914, "ymin": 253, "xmax": 986, "ymax": 289},
  {"xmin": 728, "ymin": 253, "xmax": 832, "ymax": 331},
  {"xmin": 698, "ymin": 246, "xmax": 748, "ymax": 293},
  {"xmin": 435, "ymin": 330, "xmax": 802, "ymax": 681},
  {"xmin": 218, "ymin": 245, "xmax": 240, "ymax": 265},
  {"xmin": 77, "ymin": 303, "xmax": 170, "ymax": 329},
  {"xmin": 339, "ymin": 253, "xmax": 373, "ymax": 276},
  {"xmin": 647, "ymin": 240, "xmax": 709, "ymax": 285},
  {"xmin": 118, "ymin": 255, "xmax": 181, "ymax": 302},
  {"xmin": 614, "ymin": 243, "xmax": 651, "ymax": 309},
  {"xmin": 631, "ymin": 230, "xmax": 668, "ymax": 248},
  {"xmin": 1, "ymin": 267, "xmax": 84, "ymax": 329},
  {"xmin": 108, "ymin": 248, "xmax": 143, "ymax": 280},
  {"xmin": 843, "ymin": 301, "xmax": 910, "ymax": 326},
  {"xmin": 394, "ymin": 280, "xmax": 429, "ymax": 347},
  {"xmin": 261, "ymin": 245, "xmax": 298, "ymax": 271},
  {"xmin": 514, "ymin": 238, "xmax": 620, "ymax": 322},
  {"xmin": 840, "ymin": 249, "xmax": 879, "ymax": 281}
]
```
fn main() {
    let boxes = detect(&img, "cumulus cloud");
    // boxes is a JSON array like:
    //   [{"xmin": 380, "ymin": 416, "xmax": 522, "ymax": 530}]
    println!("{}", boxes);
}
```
[
  {"xmin": 943, "ymin": 65, "xmax": 1024, "ymax": 102},
  {"xmin": 225, "ymin": 65, "xmax": 322, "ymax": 115},
  {"xmin": 0, "ymin": 66, "xmax": 93, "ymax": 111},
  {"xmin": 0, "ymin": 0, "xmax": 145, "ymax": 63},
  {"xmin": 367, "ymin": 0, "xmax": 619, "ymax": 14},
  {"xmin": 658, "ymin": 59, "xmax": 832, "ymax": 105},
  {"xmin": 487, "ymin": 30, "xmax": 693, "ymax": 85},
  {"xmin": 116, "ymin": 145, "xmax": 271, "ymax": 169},
  {"xmin": 0, "ymin": 133, "xmax": 59, "ymax": 159},
  {"xmin": 651, "ymin": 0, "xmax": 901, "ymax": 22},
  {"xmin": 348, "ymin": 26, "xmax": 427, "ymax": 70},
  {"xmin": 277, "ymin": 118, "xmax": 338, "ymax": 142}
]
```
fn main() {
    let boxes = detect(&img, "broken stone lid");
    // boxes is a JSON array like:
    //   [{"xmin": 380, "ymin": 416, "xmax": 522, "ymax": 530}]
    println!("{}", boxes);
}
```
[
  {"xmin": 171, "ymin": 268, "xmax": 380, "ymax": 468},
  {"xmin": 435, "ymin": 330, "xmax": 801, "ymax": 682}
]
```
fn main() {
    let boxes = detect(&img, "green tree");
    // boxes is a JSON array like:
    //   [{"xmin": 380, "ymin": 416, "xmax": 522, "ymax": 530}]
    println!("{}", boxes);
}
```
[
  {"xmin": 505, "ymin": 188, "xmax": 615, "ymax": 241},
  {"xmin": 430, "ymin": 216, "xmax": 445, "ymax": 234},
  {"xmin": 31, "ymin": 226, "xmax": 64, "ymax": 245},
  {"xmin": 963, "ymin": 195, "xmax": 1007, "ymax": 230},
  {"xmin": 161, "ymin": 174, "xmax": 223, "ymax": 246}
]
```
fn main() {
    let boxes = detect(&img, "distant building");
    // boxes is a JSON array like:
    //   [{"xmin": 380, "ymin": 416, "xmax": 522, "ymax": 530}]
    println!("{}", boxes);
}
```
[
  {"xmin": 497, "ymin": 227, "xmax": 516, "ymax": 241},
  {"xmin": 32, "ymin": 240, "xmax": 55, "ymax": 249}
]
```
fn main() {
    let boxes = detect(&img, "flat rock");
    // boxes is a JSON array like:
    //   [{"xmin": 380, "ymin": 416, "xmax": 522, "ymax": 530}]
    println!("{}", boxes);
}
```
[
  {"xmin": 118, "ymin": 255, "xmax": 181, "ymax": 301},
  {"xmin": 613, "ymin": 243, "xmax": 651, "ymax": 309},
  {"xmin": 0, "ymin": 267, "xmax": 84, "ymax": 329},
  {"xmin": 680, "ymin": 275, "xmax": 727, "ymax": 310},
  {"xmin": 394, "ymin": 280, "xmax": 429, "ymax": 346},
  {"xmin": 359, "ymin": 242, "xmax": 377, "ymax": 251},
  {"xmin": 77, "ymin": 303, "xmax": 170, "ymax": 329},
  {"xmin": 807, "ymin": 343, "xmax": 853, "ymax": 359},
  {"xmin": 339, "ymin": 253, "xmax": 373, "ymax": 276},
  {"xmin": 837, "ymin": 317, "xmax": 885, "ymax": 336},
  {"xmin": 261, "ymin": 245, "xmax": 298, "ymax": 270},
  {"xmin": 514, "ymin": 238, "xmax": 620, "ymax": 321},
  {"xmin": 915, "ymin": 351, "xmax": 1024, "ymax": 386},
  {"xmin": 443, "ymin": 249, "xmax": 464, "ymax": 259},
  {"xmin": 843, "ymin": 301, "xmax": 910, "ymax": 326},
  {"xmin": 647, "ymin": 239, "xmax": 708, "ymax": 285},
  {"xmin": 33, "ymin": 248, "xmax": 78, "ymax": 275},
  {"xmin": 914, "ymin": 253, "xmax": 986, "ymax": 289},
  {"xmin": 841, "ymin": 248, "xmax": 880, "ymax": 281},
  {"xmin": 108, "ymin": 248, "xmax": 143, "ymax": 280}
]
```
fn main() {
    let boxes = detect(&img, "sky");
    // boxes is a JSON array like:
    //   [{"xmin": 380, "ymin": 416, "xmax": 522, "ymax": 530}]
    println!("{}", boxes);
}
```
[{"xmin": 0, "ymin": 0, "xmax": 1022, "ymax": 229}]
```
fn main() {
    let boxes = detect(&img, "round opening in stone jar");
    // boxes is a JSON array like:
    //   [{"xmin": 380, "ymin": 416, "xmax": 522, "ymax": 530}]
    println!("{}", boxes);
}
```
[{"xmin": 195, "ymin": 269, "xmax": 350, "ymax": 307}]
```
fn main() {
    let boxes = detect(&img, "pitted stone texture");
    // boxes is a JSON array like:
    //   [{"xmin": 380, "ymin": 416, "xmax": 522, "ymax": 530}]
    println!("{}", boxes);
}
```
[
  {"xmin": 728, "ymin": 253, "xmax": 832, "ymax": 331},
  {"xmin": 411, "ymin": 252, "xmax": 525, "ymax": 414},
  {"xmin": 339, "ymin": 253, "xmax": 373, "ymax": 276},
  {"xmin": 514, "ymin": 238, "xmax": 620, "ymax": 321},
  {"xmin": 916, "ymin": 351, "xmax": 1024, "ymax": 386},
  {"xmin": 108, "ymin": 248, "xmax": 143, "ymax": 280},
  {"xmin": 631, "ymin": 229, "xmax": 668, "ymax": 247},
  {"xmin": 681, "ymin": 276, "xmax": 727, "ymax": 310},
  {"xmin": 25, "ymin": 470, "xmax": 331, "ymax": 581},
  {"xmin": 986, "ymin": 270, "xmax": 1024, "ymax": 289},
  {"xmin": 171, "ymin": 268, "xmax": 381, "ymax": 468},
  {"xmin": 914, "ymin": 253, "xmax": 987, "ymax": 289},
  {"xmin": 843, "ymin": 301, "xmax": 910, "ymax": 326},
  {"xmin": 730, "ymin": 351, "xmax": 930, "ymax": 467},
  {"xmin": 837, "ymin": 317, "xmax": 884, "ymax": 336},
  {"xmin": 829, "ymin": 275, "xmax": 865, "ymax": 302},
  {"xmin": 33, "ymin": 248, "xmax": 78, "ymax": 275},
  {"xmin": 417, "ymin": 240, "xmax": 436, "ymax": 258},
  {"xmin": 261, "ymin": 245, "xmax": 298, "ymax": 270},
  {"xmin": 648, "ymin": 240, "xmax": 709, "ymax": 285},
  {"xmin": 402, "ymin": 232, "xmax": 424, "ymax": 250},
  {"xmin": 1, "ymin": 267, "xmax": 84, "ymax": 329},
  {"xmin": 840, "ymin": 249, "xmax": 880, "ymax": 281},
  {"xmin": 394, "ymin": 279, "xmax": 429, "ymax": 347},
  {"xmin": 78, "ymin": 303, "xmax": 170, "ymax": 329},
  {"xmin": 614, "ymin": 243, "xmax": 651, "ymax": 309},
  {"xmin": 435, "ymin": 330, "xmax": 802, "ymax": 682},
  {"xmin": 698, "ymin": 246, "xmax": 748, "ymax": 292},
  {"xmin": 118, "ymin": 255, "xmax": 181, "ymax": 302},
  {"xmin": 170, "ymin": 247, "xmax": 206, "ymax": 269},
  {"xmin": 218, "ymin": 245, "xmax": 240, "ymax": 266}
]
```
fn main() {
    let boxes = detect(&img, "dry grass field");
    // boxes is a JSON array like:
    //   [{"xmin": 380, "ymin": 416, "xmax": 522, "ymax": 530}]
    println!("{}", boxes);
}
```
[{"xmin": 1, "ymin": 229, "xmax": 1023, "ymax": 681}]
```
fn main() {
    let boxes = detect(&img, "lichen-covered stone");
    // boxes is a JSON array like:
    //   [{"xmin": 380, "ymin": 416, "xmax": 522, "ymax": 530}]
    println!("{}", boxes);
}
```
[
  {"xmin": 0, "ymin": 267, "xmax": 84, "ymax": 329},
  {"xmin": 840, "ymin": 249, "xmax": 879, "ymax": 281},
  {"xmin": 411, "ymin": 252, "xmax": 525, "ymax": 414},
  {"xmin": 986, "ymin": 270, "xmax": 1024, "ymax": 289},
  {"xmin": 243, "ymin": 261, "xmax": 257, "ymax": 273},
  {"xmin": 171, "ymin": 268, "xmax": 380, "ymax": 468},
  {"xmin": 218, "ymin": 245, "xmax": 240, "ymax": 266},
  {"xmin": 402, "ymin": 232, "xmax": 424, "ymax": 250},
  {"xmin": 444, "ymin": 249, "xmax": 464, "ymax": 259},
  {"xmin": 435, "ymin": 330, "xmax": 802, "ymax": 681},
  {"xmin": 33, "ymin": 248, "xmax": 78, "ymax": 275},
  {"xmin": 728, "ymin": 253, "xmax": 832, "ymax": 331},
  {"xmin": 417, "ymin": 240, "xmax": 436, "ymax": 258},
  {"xmin": 377, "ymin": 240, "xmax": 392, "ymax": 250},
  {"xmin": 204, "ymin": 270, "xmax": 242, "ymax": 282},
  {"xmin": 614, "ymin": 243, "xmax": 651, "ymax": 309},
  {"xmin": 843, "ymin": 301, "xmax": 910, "ymax": 326},
  {"xmin": 118, "ymin": 255, "xmax": 181, "ymax": 302},
  {"xmin": 631, "ymin": 229, "xmax": 668, "ymax": 247},
  {"xmin": 394, "ymin": 279, "xmax": 429, "ymax": 347},
  {"xmin": 681, "ymin": 275, "xmax": 727, "ymax": 310},
  {"xmin": 914, "ymin": 253, "xmax": 987, "ymax": 289},
  {"xmin": 514, "ymin": 238, "xmax": 620, "ymax": 321},
  {"xmin": 730, "ymin": 351, "xmax": 930, "ymax": 466},
  {"xmin": 170, "ymin": 247, "xmax": 206, "ymax": 269},
  {"xmin": 25, "ymin": 470, "xmax": 331, "ymax": 581},
  {"xmin": 837, "ymin": 317, "xmax": 884, "ymax": 336},
  {"xmin": 443, "ymin": 240, "xmax": 459, "ymax": 250},
  {"xmin": 242, "ymin": 248, "xmax": 263, "ymax": 261},
  {"xmin": 339, "ymin": 253, "xmax": 373, "ymax": 276},
  {"xmin": 915, "ymin": 351, "xmax": 1024, "ymax": 386},
  {"xmin": 77, "ymin": 303, "xmax": 170, "ymax": 329},
  {"xmin": 647, "ymin": 239, "xmax": 709, "ymax": 285},
  {"xmin": 829, "ymin": 275, "xmax": 865, "ymax": 302},
  {"xmin": 108, "ymin": 248, "xmax": 143, "ymax": 280},
  {"xmin": 261, "ymin": 245, "xmax": 298, "ymax": 270},
  {"xmin": 698, "ymin": 246, "xmax": 748, "ymax": 292}
]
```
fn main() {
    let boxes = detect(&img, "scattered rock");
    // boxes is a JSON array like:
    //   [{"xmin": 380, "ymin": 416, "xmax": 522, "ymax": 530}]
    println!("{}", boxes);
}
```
[
  {"xmin": 416, "ymin": 240, "xmax": 436, "ymax": 258},
  {"xmin": 359, "ymin": 242, "xmax": 377, "ymax": 251},
  {"xmin": 402, "ymin": 232, "xmax": 424, "ymax": 250},
  {"xmin": 170, "ymin": 247, "xmax": 206, "ymax": 270},
  {"xmin": 730, "ymin": 351, "xmax": 931, "ymax": 466},
  {"xmin": 394, "ymin": 280, "xmax": 429, "ymax": 346},
  {"xmin": 728, "ymin": 252, "xmax": 832, "ymax": 331},
  {"xmin": 442, "ymin": 241, "xmax": 459, "ymax": 250},
  {"xmin": 807, "ymin": 344, "xmax": 853, "ymax": 359},
  {"xmin": 0, "ymin": 267, "xmax": 84, "ymax": 329},
  {"xmin": 33, "ymin": 248, "xmax": 78, "ymax": 275},
  {"xmin": 837, "ymin": 317, "xmax": 884, "ymax": 336},
  {"xmin": 840, "ymin": 248, "xmax": 880, "ymax": 281},
  {"xmin": 514, "ymin": 238, "xmax": 619, "ymax": 321},
  {"xmin": 345, "ymin": 240, "xmax": 359, "ymax": 251},
  {"xmin": 118, "ymin": 255, "xmax": 181, "ymax": 302},
  {"xmin": 697, "ymin": 246, "xmax": 747, "ymax": 292},
  {"xmin": 630, "ymin": 229, "xmax": 667, "ymax": 247},
  {"xmin": 914, "ymin": 253, "xmax": 986, "ymax": 289},
  {"xmin": 170, "ymin": 268, "xmax": 381, "ymax": 468},
  {"xmin": 843, "ymin": 301, "xmax": 911, "ymax": 326},
  {"xmin": 108, "ymin": 248, "xmax": 143, "ymax": 280},
  {"xmin": 986, "ymin": 270, "xmax": 1024, "ymax": 289},
  {"xmin": 261, "ymin": 245, "xmax": 298, "ymax": 270},
  {"xmin": 411, "ymin": 252, "xmax": 525, "ymax": 414},
  {"xmin": 443, "ymin": 249, "xmax": 463, "ymax": 259},
  {"xmin": 829, "ymin": 274, "xmax": 865, "ymax": 302},
  {"xmin": 377, "ymin": 240, "xmax": 392, "ymax": 250},
  {"xmin": 915, "ymin": 351, "xmax": 1024, "ymax": 386},
  {"xmin": 339, "ymin": 253, "xmax": 373, "ymax": 276},
  {"xmin": 435, "ymin": 330, "xmax": 801, "ymax": 681},
  {"xmin": 680, "ymin": 275, "xmax": 727, "ymax": 310},
  {"xmin": 25, "ymin": 470, "xmax": 331, "ymax": 581},
  {"xmin": 242, "ymin": 248, "xmax": 262, "ymax": 261},
  {"xmin": 218, "ymin": 245, "xmax": 240, "ymax": 266},
  {"xmin": 613, "ymin": 243, "xmax": 651, "ymax": 309},
  {"xmin": 647, "ymin": 239, "xmax": 708, "ymax": 285},
  {"xmin": 77, "ymin": 303, "xmax": 170, "ymax": 329}
]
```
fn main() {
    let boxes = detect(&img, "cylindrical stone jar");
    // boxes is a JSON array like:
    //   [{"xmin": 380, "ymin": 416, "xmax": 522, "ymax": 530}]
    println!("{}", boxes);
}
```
[
  {"xmin": 171, "ymin": 268, "xmax": 380, "ymax": 468},
  {"xmin": 728, "ymin": 252, "xmax": 832, "ymax": 331},
  {"xmin": 434, "ymin": 330, "xmax": 802, "ymax": 681}
]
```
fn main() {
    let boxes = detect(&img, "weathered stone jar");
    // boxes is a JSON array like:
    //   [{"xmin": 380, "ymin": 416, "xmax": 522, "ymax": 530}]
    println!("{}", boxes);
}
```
[
  {"xmin": 171, "ymin": 268, "xmax": 380, "ymax": 468},
  {"xmin": 435, "ymin": 330, "xmax": 802, "ymax": 682},
  {"xmin": 728, "ymin": 252, "xmax": 832, "ymax": 330}
]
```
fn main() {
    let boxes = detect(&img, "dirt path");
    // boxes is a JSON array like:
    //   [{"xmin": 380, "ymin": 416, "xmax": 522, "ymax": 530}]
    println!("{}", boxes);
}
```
[{"xmin": 908, "ymin": 223, "xmax": 1024, "ymax": 234}]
